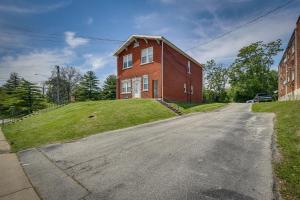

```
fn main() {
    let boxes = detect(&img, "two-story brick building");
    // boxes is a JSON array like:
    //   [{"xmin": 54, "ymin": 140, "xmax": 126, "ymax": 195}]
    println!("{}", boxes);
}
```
[
  {"xmin": 278, "ymin": 16, "xmax": 300, "ymax": 101},
  {"xmin": 114, "ymin": 35, "xmax": 203, "ymax": 103}
]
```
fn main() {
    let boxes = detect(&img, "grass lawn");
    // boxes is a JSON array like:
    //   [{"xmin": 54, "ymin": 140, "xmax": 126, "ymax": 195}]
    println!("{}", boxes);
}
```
[
  {"xmin": 170, "ymin": 102, "xmax": 228, "ymax": 114},
  {"xmin": 2, "ymin": 99, "xmax": 176, "ymax": 152},
  {"xmin": 252, "ymin": 101, "xmax": 300, "ymax": 199}
]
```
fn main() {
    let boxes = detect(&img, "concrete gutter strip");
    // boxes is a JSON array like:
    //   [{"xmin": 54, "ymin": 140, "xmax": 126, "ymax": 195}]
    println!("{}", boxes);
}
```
[
  {"xmin": 18, "ymin": 149, "xmax": 89, "ymax": 200},
  {"xmin": 0, "ymin": 128, "xmax": 40, "ymax": 200}
]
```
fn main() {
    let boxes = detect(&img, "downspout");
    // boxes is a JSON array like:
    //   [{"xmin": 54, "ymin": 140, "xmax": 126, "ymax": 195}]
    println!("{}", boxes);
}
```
[{"xmin": 161, "ymin": 40, "xmax": 164, "ymax": 100}]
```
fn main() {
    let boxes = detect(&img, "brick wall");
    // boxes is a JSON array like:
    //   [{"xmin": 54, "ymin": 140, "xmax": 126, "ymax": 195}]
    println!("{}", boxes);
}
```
[
  {"xmin": 278, "ymin": 16, "xmax": 300, "ymax": 100},
  {"xmin": 115, "ymin": 37, "xmax": 203, "ymax": 103},
  {"xmin": 163, "ymin": 43, "xmax": 203, "ymax": 103},
  {"xmin": 116, "ymin": 38, "xmax": 162, "ymax": 99}
]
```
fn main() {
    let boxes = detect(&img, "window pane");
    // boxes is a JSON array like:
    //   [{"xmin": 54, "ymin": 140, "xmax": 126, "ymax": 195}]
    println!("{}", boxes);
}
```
[
  {"xmin": 128, "ymin": 54, "xmax": 132, "ymax": 67},
  {"xmin": 128, "ymin": 60, "xmax": 132, "ymax": 67},
  {"xmin": 141, "ymin": 49, "xmax": 147, "ymax": 57},
  {"xmin": 148, "ymin": 55, "xmax": 153, "ymax": 63},
  {"xmin": 148, "ymin": 47, "xmax": 153, "ymax": 56},
  {"xmin": 121, "ymin": 81, "xmax": 125, "ymax": 93},
  {"xmin": 143, "ymin": 76, "xmax": 148, "ymax": 90},
  {"xmin": 123, "ymin": 56, "xmax": 127, "ymax": 68},
  {"xmin": 141, "ymin": 56, "xmax": 147, "ymax": 64}
]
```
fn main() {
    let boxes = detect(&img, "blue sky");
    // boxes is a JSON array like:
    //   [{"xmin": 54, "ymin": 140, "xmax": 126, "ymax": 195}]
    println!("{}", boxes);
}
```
[{"xmin": 0, "ymin": 0, "xmax": 299, "ymax": 85}]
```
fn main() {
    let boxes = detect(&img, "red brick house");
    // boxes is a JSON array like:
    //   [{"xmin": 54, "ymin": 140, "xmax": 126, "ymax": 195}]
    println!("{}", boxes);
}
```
[
  {"xmin": 113, "ymin": 35, "xmax": 203, "ymax": 103},
  {"xmin": 278, "ymin": 16, "xmax": 300, "ymax": 101}
]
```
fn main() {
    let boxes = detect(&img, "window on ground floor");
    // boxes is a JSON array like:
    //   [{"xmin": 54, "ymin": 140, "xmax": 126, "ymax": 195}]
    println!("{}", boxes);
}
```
[
  {"xmin": 121, "ymin": 79, "xmax": 131, "ymax": 94},
  {"xmin": 184, "ymin": 83, "xmax": 187, "ymax": 93},
  {"xmin": 143, "ymin": 75, "xmax": 149, "ymax": 91}
]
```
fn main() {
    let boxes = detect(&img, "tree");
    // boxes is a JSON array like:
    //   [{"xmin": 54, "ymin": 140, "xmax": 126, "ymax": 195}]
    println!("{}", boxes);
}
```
[
  {"xmin": 61, "ymin": 66, "xmax": 81, "ymax": 102},
  {"xmin": 3, "ymin": 72, "xmax": 21, "ymax": 94},
  {"xmin": 46, "ymin": 66, "xmax": 81, "ymax": 104},
  {"xmin": 204, "ymin": 60, "xmax": 229, "ymax": 102},
  {"xmin": 16, "ymin": 79, "xmax": 45, "ymax": 114},
  {"xmin": 0, "ymin": 87, "xmax": 18, "ymax": 118},
  {"xmin": 76, "ymin": 71, "xmax": 100, "ymax": 100},
  {"xmin": 101, "ymin": 75, "xmax": 116, "ymax": 100},
  {"xmin": 228, "ymin": 40, "xmax": 282, "ymax": 102}
]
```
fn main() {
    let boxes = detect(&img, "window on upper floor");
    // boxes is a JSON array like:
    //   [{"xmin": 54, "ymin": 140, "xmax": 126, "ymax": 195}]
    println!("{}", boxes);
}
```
[
  {"xmin": 123, "ymin": 54, "xmax": 132, "ymax": 69},
  {"xmin": 292, "ymin": 44, "xmax": 295, "ymax": 54},
  {"xmin": 141, "ymin": 47, "xmax": 153, "ymax": 64},
  {"xmin": 187, "ymin": 61, "xmax": 191, "ymax": 73},
  {"xmin": 121, "ymin": 79, "xmax": 131, "ymax": 94},
  {"xmin": 143, "ymin": 75, "xmax": 149, "ymax": 91}
]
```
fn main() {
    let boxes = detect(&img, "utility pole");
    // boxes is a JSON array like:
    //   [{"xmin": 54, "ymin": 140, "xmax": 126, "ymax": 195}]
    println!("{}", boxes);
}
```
[{"xmin": 56, "ymin": 65, "xmax": 60, "ymax": 104}]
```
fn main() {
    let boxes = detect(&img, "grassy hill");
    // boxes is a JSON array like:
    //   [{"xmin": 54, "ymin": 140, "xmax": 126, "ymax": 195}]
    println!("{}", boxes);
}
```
[
  {"xmin": 3, "ymin": 99, "xmax": 176, "ymax": 152},
  {"xmin": 253, "ymin": 101, "xmax": 300, "ymax": 199},
  {"xmin": 170, "ymin": 102, "xmax": 227, "ymax": 114}
]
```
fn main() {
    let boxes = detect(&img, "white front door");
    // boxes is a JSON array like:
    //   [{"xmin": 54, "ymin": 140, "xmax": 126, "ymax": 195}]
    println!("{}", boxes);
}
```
[{"xmin": 132, "ymin": 77, "xmax": 141, "ymax": 98}]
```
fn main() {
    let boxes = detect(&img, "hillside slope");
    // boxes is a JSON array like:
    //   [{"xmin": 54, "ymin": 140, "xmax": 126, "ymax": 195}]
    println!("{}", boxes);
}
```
[
  {"xmin": 3, "ymin": 99, "xmax": 175, "ymax": 152},
  {"xmin": 253, "ymin": 101, "xmax": 300, "ymax": 199}
]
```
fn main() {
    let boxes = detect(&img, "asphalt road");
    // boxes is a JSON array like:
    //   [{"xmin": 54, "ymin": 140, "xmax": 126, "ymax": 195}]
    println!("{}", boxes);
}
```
[{"xmin": 19, "ymin": 103, "xmax": 275, "ymax": 200}]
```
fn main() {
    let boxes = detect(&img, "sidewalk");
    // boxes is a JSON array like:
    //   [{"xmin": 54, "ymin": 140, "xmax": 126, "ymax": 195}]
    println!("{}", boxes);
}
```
[{"xmin": 0, "ymin": 128, "xmax": 40, "ymax": 200}]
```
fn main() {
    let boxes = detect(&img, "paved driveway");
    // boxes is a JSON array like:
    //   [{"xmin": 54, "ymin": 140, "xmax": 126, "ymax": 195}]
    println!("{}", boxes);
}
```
[{"xmin": 19, "ymin": 103, "xmax": 274, "ymax": 200}]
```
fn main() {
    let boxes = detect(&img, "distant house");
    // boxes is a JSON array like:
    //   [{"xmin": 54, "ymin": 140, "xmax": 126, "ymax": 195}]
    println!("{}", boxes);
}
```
[
  {"xmin": 278, "ymin": 16, "xmax": 300, "ymax": 101},
  {"xmin": 113, "ymin": 35, "xmax": 203, "ymax": 103}
]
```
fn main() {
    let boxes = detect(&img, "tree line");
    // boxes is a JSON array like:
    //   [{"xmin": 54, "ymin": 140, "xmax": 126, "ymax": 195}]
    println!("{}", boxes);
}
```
[
  {"xmin": 0, "ymin": 69, "xmax": 116, "ymax": 118},
  {"xmin": 203, "ymin": 39, "xmax": 281, "ymax": 103}
]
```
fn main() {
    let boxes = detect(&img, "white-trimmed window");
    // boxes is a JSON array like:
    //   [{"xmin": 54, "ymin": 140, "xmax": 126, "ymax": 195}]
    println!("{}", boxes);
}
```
[
  {"xmin": 188, "ymin": 61, "xmax": 191, "ymax": 73},
  {"xmin": 191, "ymin": 85, "xmax": 194, "ymax": 95},
  {"xmin": 141, "ymin": 47, "xmax": 153, "ymax": 64},
  {"xmin": 292, "ymin": 44, "xmax": 295, "ymax": 54},
  {"xmin": 143, "ymin": 75, "xmax": 149, "ymax": 91},
  {"xmin": 121, "ymin": 79, "xmax": 131, "ymax": 94},
  {"xmin": 184, "ymin": 83, "xmax": 187, "ymax": 93},
  {"xmin": 123, "ymin": 54, "xmax": 132, "ymax": 69}
]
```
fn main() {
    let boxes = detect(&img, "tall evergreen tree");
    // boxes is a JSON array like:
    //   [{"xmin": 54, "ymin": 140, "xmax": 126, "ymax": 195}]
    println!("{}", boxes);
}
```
[
  {"xmin": 101, "ymin": 75, "xmax": 116, "ymax": 100},
  {"xmin": 76, "ymin": 71, "xmax": 100, "ymax": 100},
  {"xmin": 3, "ymin": 72, "xmax": 21, "ymax": 94},
  {"xmin": 16, "ymin": 79, "xmax": 45, "ymax": 114}
]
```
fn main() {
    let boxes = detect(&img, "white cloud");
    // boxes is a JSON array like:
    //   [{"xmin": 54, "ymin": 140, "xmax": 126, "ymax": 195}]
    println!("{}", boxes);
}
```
[
  {"xmin": 0, "ymin": 1, "xmax": 71, "ymax": 14},
  {"xmin": 87, "ymin": 17, "xmax": 94, "ymax": 25},
  {"xmin": 82, "ymin": 53, "xmax": 113, "ymax": 71},
  {"xmin": 0, "ymin": 49, "xmax": 74, "ymax": 84},
  {"xmin": 134, "ymin": 13, "xmax": 172, "ymax": 35},
  {"xmin": 65, "ymin": 32, "xmax": 89, "ymax": 48},
  {"xmin": 187, "ymin": 8, "xmax": 298, "ymax": 65}
]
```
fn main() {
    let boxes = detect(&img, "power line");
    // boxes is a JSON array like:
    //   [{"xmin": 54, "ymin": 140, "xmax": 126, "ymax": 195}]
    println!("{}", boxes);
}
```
[
  {"xmin": 0, "ymin": 22, "xmax": 125, "ymax": 44},
  {"xmin": 185, "ymin": 0, "xmax": 296, "ymax": 52}
]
